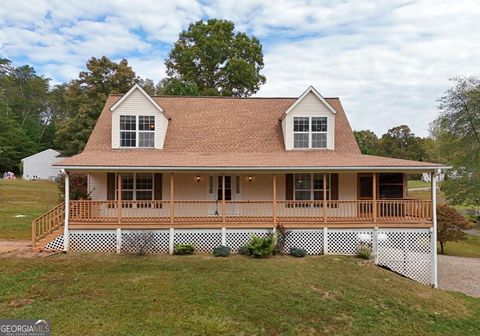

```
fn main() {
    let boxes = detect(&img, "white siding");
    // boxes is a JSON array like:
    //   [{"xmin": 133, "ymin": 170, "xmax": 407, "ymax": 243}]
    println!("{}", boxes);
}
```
[
  {"xmin": 22, "ymin": 149, "xmax": 62, "ymax": 180},
  {"xmin": 111, "ymin": 88, "xmax": 168, "ymax": 149},
  {"xmin": 88, "ymin": 173, "xmax": 107, "ymax": 200},
  {"xmin": 282, "ymin": 91, "xmax": 335, "ymax": 150}
]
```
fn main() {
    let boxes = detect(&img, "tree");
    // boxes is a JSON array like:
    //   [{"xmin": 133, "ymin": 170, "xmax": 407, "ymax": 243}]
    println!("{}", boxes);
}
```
[
  {"xmin": 354, "ymin": 130, "xmax": 380, "ymax": 155},
  {"xmin": 54, "ymin": 57, "xmax": 139, "ymax": 156},
  {"xmin": 437, "ymin": 204, "xmax": 472, "ymax": 254},
  {"xmin": 432, "ymin": 77, "xmax": 480, "ymax": 206},
  {"xmin": 158, "ymin": 78, "xmax": 199, "ymax": 96},
  {"xmin": 165, "ymin": 19, "xmax": 266, "ymax": 97},
  {"xmin": 379, "ymin": 125, "xmax": 430, "ymax": 161}
]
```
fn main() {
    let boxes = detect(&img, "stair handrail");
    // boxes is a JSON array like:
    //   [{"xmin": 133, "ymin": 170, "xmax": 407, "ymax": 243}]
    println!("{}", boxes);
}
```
[{"xmin": 32, "ymin": 202, "xmax": 65, "ymax": 248}]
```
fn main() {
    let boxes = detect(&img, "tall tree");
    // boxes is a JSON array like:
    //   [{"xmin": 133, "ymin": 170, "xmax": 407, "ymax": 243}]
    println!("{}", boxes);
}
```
[
  {"xmin": 54, "ymin": 57, "xmax": 138, "ymax": 156},
  {"xmin": 354, "ymin": 130, "xmax": 380, "ymax": 155},
  {"xmin": 165, "ymin": 19, "xmax": 266, "ymax": 97},
  {"xmin": 432, "ymin": 77, "xmax": 480, "ymax": 205},
  {"xmin": 379, "ymin": 125, "xmax": 430, "ymax": 161}
]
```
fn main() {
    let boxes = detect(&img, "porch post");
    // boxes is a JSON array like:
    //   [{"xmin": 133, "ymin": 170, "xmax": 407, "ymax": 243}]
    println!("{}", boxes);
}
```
[
  {"xmin": 117, "ymin": 173, "xmax": 122, "ymax": 226},
  {"xmin": 170, "ymin": 173, "xmax": 174, "ymax": 224},
  {"xmin": 63, "ymin": 171, "xmax": 70, "ymax": 252},
  {"xmin": 431, "ymin": 171, "xmax": 438, "ymax": 288},
  {"xmin": 222, "ymin": 175, "xmax": 226, "ymax": 223},
  {"xmin": 272, "ymin": 174, "xmax": 277, "ymax": 225},
  {"xmin": 372, "ymin": 173, "xmax": 377, "ymax": 223},
  {"xmin": 323, "ymin": 173, "xmax": 327, "ymax": 223}
]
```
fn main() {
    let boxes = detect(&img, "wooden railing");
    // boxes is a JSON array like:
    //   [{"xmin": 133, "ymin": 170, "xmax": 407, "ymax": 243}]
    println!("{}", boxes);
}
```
[
  {"xmin": 65, "ymin": 199, "xmax": 432, "ymax": 226},
  {"xmin": 32, "ymin": 202, "xmax": 65, "ymax": 247}
]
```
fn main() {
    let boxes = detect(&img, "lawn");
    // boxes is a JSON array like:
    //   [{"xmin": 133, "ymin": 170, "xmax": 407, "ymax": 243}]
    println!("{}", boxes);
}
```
[
  {"xmin": 0, "ymin": 254, "xmax": 479, "ymax": 336},
  {"xmin": 0, "ymin": 179, "xmax": 59, "ymax": 240},
  {"xmin": 407, "ymin": 180, "xmax": 431, "ymax": 189},
  {"xmin": 439, "ymin": 234, "xmax": 480, "ymax": 258}
]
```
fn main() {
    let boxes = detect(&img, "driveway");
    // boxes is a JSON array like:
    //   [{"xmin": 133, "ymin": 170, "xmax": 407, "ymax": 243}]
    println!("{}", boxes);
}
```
[{"xmin": 438, "ymin": 255, "xmax": 480, "ymax": 297}]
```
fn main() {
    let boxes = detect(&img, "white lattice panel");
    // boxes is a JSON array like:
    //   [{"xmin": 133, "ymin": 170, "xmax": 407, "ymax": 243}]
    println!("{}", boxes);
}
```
[
  {"xmin": 225, "ymin": 229, "xmax": 271, "ymax": 252},
  {"xmin": 377, "ymin": 229, "xmax": 432, "ymax": 285},
  {"xmin": 174, "ymin": 229, "xmax": 222, "ymax": 253},
  {"xmin": 327, "ymin": 229, "xmax": 373, "ymax": 255},
  {"xmin": 45, "ymin": 235, "xmax": 64, "ymax": 251},
  {"xmin": 121, "ymin": 230, "xmax": 169, "ymax": 254},
  {"xmin": 69, "ymin": 230, "xmax": 117, "ymax": 252},
  {"xmin": 283, "ymin": 229, "xmax": 324, "ymax": 255}
]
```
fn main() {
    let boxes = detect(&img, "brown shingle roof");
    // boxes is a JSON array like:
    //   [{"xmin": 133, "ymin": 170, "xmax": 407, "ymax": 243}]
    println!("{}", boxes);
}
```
[{"xmin": 57, "ymin": 95, "xmax": 444, "ymax": 170}]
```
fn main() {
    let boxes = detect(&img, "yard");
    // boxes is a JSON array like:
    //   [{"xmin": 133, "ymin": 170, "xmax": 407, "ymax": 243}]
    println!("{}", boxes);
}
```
[
  {"xmin": 0, "ymin": 254, "xmax": 479, "ymax": 336},
  {"xmin": 0, "ymin": 179, "xmax": 58, "ymax": 240}
]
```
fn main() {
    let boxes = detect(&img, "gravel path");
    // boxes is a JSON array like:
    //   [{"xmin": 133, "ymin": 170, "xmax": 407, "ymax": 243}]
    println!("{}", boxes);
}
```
[{"xmin": 438, "ymin": 255, "xmax": 480, "ymax": 297}]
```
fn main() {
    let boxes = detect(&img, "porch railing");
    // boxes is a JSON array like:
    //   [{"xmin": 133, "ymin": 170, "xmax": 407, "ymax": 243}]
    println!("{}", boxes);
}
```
[
  {"xmin": 67, "ymin": 199, "xmax": 432, "ymax": 225},
  {"xmin": 32, "ymin": 202, "xmax": 65, "ymax": 247}
]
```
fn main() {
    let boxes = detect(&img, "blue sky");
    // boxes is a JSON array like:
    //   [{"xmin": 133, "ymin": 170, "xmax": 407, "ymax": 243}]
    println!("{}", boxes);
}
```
[{"xmin": 1, "ymin": 0, "xmax": 479, "ymax": 136}]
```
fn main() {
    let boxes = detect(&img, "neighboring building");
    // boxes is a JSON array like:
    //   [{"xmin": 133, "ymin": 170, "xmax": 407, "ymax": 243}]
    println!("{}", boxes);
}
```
[
  {"xmin": 422, "ymin": 172, "xmax": 445, "ymax": 183},
  {"xmin": 34, "ymin": 84, "xmax": 447, "ymax": 287},
  {"xmin": 21, "ymin": 149, "xmax": 63, "ymax": 180}
]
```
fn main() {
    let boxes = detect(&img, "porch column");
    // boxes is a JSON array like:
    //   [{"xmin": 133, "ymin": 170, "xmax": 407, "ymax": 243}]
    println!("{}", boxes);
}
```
[
  {"xmin": 431, "ymin": 171, "xmax": 438, "ymax": 288},
  {"xmin": 372, "ymin": 173, "xmax": 377, "ymax": 223},
  {"xmin": 222, "ymin": 175, "xmax": 226, "ymax": 223},
  {"xmin": 170, "ymin": 173, "xmax": 174, "ymax": 224},
  {"xmin": 272, "ymin": 174, "xmax": 277, "ymax": 225},
  {"xmin": 117, "ymin": 173, "xmax": 122, "ymax": 226},
  {"xmin": 323, "ymin": 173, "xmax": 327, "ymax": 223},
  {"xmin": 63, "ymin": 171, "xmax": 70, "ymax": 252}
]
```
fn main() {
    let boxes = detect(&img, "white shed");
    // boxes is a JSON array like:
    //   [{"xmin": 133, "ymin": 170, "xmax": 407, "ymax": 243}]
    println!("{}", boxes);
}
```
[{"xmin": 21, "ymin": 149, "xmax": 63, "ymax": 180}]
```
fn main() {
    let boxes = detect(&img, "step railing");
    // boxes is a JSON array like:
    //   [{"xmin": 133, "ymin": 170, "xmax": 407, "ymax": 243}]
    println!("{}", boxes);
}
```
[{"xmin": 32, "ymin": 202, "xmax": 65, "ymax": 247}]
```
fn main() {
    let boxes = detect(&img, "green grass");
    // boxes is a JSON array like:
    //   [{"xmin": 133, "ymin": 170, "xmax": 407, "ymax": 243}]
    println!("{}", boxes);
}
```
[
  {"xmin": 0, "ymin": 254, "xmax": 479, "ymax": 335},
  {"xmin": 439, "ymin": 234, "xmax": 480, "ymax": 258},
  {"xmin": 407, "ymin": 180, "xmax": 431, "ymax": 189},
  {"xmin": 0, "ymin": 179, "xmax": 58, "ymax": 240}
]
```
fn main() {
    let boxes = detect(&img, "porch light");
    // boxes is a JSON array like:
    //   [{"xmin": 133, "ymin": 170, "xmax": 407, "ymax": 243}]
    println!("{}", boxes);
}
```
[
  {"xmin": 248, "ymin": 176, "xmax": 253, "ymax": 183},
  {"xmin": 195, "ymin": 176, "xmax": 201, "ymax": 183}
]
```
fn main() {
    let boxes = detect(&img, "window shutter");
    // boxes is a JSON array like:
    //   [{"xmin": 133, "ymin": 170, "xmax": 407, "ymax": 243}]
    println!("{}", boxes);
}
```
[
  {"xmin": 285, "ymin": 174, "xmax": 293, "ymax": 200},
  {"xmin": 107, "ymin": 173, "xmax": 115, "ymax": 200},
  {"xmin": 154, "ymin": 173, "xmax": 163, "ymax": 200},
  {"xmin": 331, "ymin": 173, "xmax": 339, "ymax": 200}
]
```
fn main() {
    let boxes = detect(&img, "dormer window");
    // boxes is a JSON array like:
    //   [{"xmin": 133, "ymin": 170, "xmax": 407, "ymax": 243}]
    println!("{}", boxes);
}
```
[
  {"xmin": 293, "ymin": 116, "xmax": 328, "ymax": 149},
  {"xmin": 120, "ymin": 115, "xmax": 155, "ymax": 148}
]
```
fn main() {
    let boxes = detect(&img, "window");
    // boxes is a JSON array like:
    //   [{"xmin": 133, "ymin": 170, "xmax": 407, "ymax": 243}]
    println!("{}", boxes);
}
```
[
  {"xmin": 379, "ymin": 173, "xmax": 403, "ymax": 199},
  {"xmin": 293, "ymin": 116, "xmax": 328, "ymax": 148},
  {"xmin": 120, "ymin": 115, "xmax": 155, "ymax": 148},
  {"xmin": 294, "ymin": 173, "xmax": 330, "ymax": 201},
  {"xmin": 116, "ymin": 173, "xmax": 154, "ymax": 200}
]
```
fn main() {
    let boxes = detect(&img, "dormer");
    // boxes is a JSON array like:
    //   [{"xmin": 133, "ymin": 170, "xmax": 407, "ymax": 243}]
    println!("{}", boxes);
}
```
[
  {"xmin": 281, "ymin": 86, "xmax": 337, "ymax": 151},
  {"xmin": 110, "ymin": 84, "xmax": 169, "ymax": 149}
]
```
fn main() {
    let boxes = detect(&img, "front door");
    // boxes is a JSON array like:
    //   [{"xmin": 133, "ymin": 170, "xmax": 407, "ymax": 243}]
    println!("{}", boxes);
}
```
[
  {"xmin": 217, "ymin": 176, "xmax": 232, "ymax": 201},
  {"xmin": 358, "ymin": 174, "xmax": 374, "ymax": 214}
]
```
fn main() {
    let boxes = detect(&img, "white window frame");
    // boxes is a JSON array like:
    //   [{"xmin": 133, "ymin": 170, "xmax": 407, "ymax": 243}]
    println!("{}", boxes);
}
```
[
  {"xmin": 115, "ymin": 173, "xmax": 154, "ymax": 201},
  {"xmin": 293, "ymin": 116, "xmax": 328, "ymax": 149},
  {"xmin": 119, "ymin": 115, "xmax": 155, "ymax": 148},
  {"xmin": 293, "ymin": 173, "xmax": 330, "ymax": 201}
]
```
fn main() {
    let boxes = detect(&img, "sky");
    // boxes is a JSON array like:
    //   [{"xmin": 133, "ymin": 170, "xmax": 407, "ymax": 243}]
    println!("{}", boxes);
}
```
[{"xmin": 1, "ymin": 0, "xmax": 479, "ymax": 137}]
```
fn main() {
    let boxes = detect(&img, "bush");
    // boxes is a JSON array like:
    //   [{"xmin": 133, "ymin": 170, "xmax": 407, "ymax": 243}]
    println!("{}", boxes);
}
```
[
  {"xmin": 245, "ymin": 234, "xmax": 276, "ymax": 258},
  {"xmin": 238, "ymin": 246, "xmax": 250, "ymax": 255},
  {"xmin": 356, "ymin": 244, "xmax": 371, "ymax": 260},
  {"xmin": 290, "ymin": 247, "xmax": 307, "ymax": 258},
  {"xmin": 174, "ymin": 244, "xmax": 195, "ymax": 255},
  {"xmin": 275, "ymin": 223, "xmax": 290, "ymax": 255},
  {"xmin": 213, "ymin": 245, "xmax": 231, "ymax": 257}
]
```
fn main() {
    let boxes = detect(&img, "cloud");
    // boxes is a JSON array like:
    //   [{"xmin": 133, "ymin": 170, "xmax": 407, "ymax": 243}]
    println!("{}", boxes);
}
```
[{"xmin": 1, "ymin": 0, "xmax": 479, "ymax": 136}]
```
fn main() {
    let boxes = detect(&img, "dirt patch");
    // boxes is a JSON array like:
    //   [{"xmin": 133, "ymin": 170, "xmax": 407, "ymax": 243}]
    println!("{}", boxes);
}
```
[{"xmin": 0, "ymin": 240, "xmax": 48, "ymax": 258}]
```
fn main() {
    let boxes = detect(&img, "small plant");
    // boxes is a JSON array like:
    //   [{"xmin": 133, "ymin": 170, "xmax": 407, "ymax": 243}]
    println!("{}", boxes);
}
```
[
  {"xmin": 213, "ymin": 245, "xmax": 231, "ymax": 257},
  {"xmin": 356, "ymin": 243, "xmax": 372, "ymax": 260},
  {"xmin": 245, "ymin": 234, "xmax": 276, "ymax": 258},
  {"xmin": 122, "ymin": 231, "xmax": 156, "ymax": 256},
  {"xmin": 275, "ymin": 223, "xmax": 290, "ymax": 255},
  {"xmin": 289, "ymin": 247, "xmax": 307, "ymax": 258},
  {"xmin": 174, "ymin": 243, "xmax": 195, "ymax": 255},
  {"xmin": 238, "ymin": 246, "xmax": 250, "ymax": 255}
]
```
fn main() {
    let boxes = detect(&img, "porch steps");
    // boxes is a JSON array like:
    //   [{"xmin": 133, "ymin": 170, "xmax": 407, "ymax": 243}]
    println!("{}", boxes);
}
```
[{"xmin": 35, "ymin": 228, "xmax": 64, "ymax": 251}]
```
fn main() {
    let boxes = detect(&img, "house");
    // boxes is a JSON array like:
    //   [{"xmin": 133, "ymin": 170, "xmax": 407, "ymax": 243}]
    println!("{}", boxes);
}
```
[
  {"xmin": 34, "ymin": 84, "xmax": 447, "ymax": 286},
  {"xmin": 21, "ymin": 149, "xmax": 63, "ymax": 180}
]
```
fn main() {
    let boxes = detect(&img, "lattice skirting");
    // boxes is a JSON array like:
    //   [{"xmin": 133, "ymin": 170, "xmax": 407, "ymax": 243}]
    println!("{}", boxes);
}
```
[{"xmin": 45, "ymin": 228, "xmax": 433, "ymax": 285}]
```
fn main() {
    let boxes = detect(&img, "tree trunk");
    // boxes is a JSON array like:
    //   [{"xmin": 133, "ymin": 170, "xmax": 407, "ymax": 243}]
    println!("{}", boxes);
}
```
[{"xmin": 440, "ymin": 242, "xmax": 445, "ymax": 255}]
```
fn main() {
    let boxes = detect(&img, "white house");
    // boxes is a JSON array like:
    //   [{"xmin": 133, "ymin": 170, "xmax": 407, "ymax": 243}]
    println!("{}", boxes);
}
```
[{"xmin": 22, "ymin": 149, "xmax": 63, "ymax": 180}]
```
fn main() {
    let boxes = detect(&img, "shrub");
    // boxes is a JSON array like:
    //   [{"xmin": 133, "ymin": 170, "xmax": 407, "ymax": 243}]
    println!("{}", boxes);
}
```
[
  {"xmin": 356, "ymin": 244, "xmax": 371, "ymax": 260},
  {"xmin": 174, "ymin": 244, "xmax": 195, "ymax": 255},
  {"xmin": 275, "ymin": 223, "xmax": 290, "ymax": 255},
  {"xmin": 122, "ymin": 231, "xmax": 155, "ymax": 256},
  {"xmin": 289, "ymin": 247, "xmax": 307, "ymax": 258},
  {"xmin": 213, "ymin": 245, "xmax": 231, "ymax": 257},
  {"xmin": 238, "ymin": 246, "xmax": 250, "ymax": 255},
  {"xmin": 245, "ymin": 234, "xmax": 276, "ymax": 258}
]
